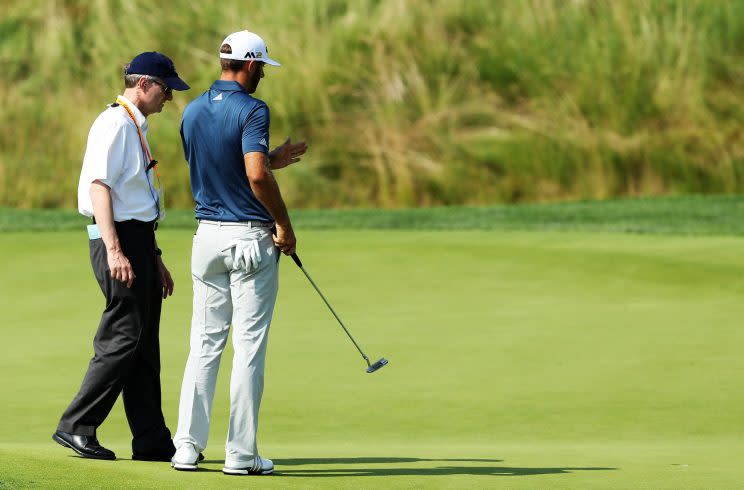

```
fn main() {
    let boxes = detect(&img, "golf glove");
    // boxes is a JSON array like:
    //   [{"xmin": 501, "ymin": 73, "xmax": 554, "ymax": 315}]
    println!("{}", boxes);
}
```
[{"xmin": 232, "ymin": 238, "xmax": 262, "ymax": 273}]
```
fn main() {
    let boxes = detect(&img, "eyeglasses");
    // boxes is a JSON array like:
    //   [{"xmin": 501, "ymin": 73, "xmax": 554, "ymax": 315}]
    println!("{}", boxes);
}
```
[{"xmin": 148, "ymin": 76, "xmax": 172, "ymax": 96}]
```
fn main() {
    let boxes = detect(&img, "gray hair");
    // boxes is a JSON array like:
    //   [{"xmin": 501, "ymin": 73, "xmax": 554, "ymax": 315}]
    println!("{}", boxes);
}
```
[{"xmin": 124, "ymin": 70, "xmax": 147, "ymax": 89}]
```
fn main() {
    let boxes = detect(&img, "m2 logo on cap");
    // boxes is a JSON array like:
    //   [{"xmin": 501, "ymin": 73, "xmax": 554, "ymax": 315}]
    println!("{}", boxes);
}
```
[{"xmin": 244, "ymin": 51, "xmax": 263, "ymax": 59}]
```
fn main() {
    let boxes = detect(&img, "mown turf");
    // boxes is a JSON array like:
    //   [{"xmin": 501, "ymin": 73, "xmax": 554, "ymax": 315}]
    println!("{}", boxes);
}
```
[
  {"xmin": 1, "ymin": 227, "xmax": 744, "ymax": 488},
  {"xmin": 5, "ymin": 194, "xmax": 744, "ymax": 234}
]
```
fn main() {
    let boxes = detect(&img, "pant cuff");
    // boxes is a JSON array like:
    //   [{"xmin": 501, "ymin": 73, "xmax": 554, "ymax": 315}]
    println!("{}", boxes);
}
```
[
  {"xmin": 57, "ymin": 421, "xmax": 95, "ymax": 437},
  {"xmin": 225, "ymin": 456, "xmax": 255, "ymax": 468}
]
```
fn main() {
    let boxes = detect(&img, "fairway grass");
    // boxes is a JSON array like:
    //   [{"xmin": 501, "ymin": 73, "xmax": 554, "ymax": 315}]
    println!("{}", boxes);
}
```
[{"xmin": 2, "ymin": 229, "xmax": 744, "ymax": 488}]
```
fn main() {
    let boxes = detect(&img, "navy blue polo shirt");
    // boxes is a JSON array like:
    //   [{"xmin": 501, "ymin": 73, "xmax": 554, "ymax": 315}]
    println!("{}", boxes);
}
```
[{"xmin": 181, "ymin": 80, "xmax": 271, "ymax": 222}]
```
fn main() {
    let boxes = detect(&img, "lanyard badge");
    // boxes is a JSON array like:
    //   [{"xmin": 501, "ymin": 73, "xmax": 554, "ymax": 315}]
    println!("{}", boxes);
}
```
[{"xmin": 115, "ymin": 96, "xmax": 164, "ymax": 219}]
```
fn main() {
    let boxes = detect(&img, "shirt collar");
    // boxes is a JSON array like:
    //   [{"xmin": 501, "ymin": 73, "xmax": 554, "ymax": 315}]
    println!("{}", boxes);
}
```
[
  {"xmin": 210, "ymin": 80, "xmax": 247, "ymax": 93},
  {"xmin": 117, "ymin": 94, "xmax": 148, "ymax": 131}
]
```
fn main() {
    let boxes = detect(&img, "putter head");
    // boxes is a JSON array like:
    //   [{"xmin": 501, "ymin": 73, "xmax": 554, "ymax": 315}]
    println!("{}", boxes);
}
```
[{"xmin": 366, "ymin": 358, "xmax": 389, "ymax": 373}]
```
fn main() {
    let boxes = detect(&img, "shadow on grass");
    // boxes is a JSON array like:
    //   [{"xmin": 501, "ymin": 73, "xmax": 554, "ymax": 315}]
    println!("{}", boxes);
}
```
[
  {"xmin": 276, "ymin": 457, "xmax": 504, "ymax": 465},
  {"xmin": 263, "ymin": 457, "xmax": 617, "ymax": 478},
  {"xmin": 194, "ymin": 457, "xmax": 616, "ymax": 477},
  {"xmin": 199, "ymin": 457, "xmax": 502, "ymax": 466}
]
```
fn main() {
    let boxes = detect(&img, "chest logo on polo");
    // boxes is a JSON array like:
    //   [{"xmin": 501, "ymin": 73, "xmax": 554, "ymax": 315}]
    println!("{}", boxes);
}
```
[{"xmin": 212, "ymin": 93, "xmax": 223, "ymax": 101}]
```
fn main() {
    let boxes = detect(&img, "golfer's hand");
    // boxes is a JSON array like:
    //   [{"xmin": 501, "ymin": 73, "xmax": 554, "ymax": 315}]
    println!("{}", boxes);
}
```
[
  {"xmin": 270, "ymin": 137, "xmax": 308, "ymax": 170},
  {"xmin": 273, "ymin": 223, "xmax": 297, "ymax": 256},
  {"xmin": 157, "ymin": 256, "xmax": 174, "ymax": 299},
  {"xmin": 107, "ymin": 248, "xmax": 135, "ymax": 288}
]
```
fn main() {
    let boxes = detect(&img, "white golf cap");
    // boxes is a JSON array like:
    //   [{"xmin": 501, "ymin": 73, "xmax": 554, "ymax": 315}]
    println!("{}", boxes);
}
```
[{"xmin": 219, "ymin": 30, "xmax": 280, "ymax": 66}]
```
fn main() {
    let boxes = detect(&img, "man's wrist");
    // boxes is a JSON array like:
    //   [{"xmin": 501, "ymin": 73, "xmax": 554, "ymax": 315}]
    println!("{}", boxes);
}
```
[{"xmin": 105, "ymin": 241, "xmax": 122, "ymax": 254}]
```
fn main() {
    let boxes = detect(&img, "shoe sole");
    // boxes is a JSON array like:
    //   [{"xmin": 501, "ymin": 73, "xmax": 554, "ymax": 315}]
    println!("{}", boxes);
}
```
[
  {"xmin": 222, "ymin": 467, "xmax": 274, "ymax": 476},
  {"xmin": 171, "ymin": 462, "xmax": 198, "ymax": 471},
  {"xmin": 52, "ymin": 433, "xmax": 116, "ymax": 461}
]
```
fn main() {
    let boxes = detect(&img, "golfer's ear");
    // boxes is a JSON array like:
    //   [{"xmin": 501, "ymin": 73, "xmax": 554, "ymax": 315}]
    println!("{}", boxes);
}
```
[{"xmin": 137, "ymin": 76, "xmax": 149, "ymax": 91}]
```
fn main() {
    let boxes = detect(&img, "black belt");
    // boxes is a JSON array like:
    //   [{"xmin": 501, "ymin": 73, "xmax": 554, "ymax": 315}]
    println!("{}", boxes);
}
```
[{"xmin": 92, "ymin": 218, "xmax": 158, "ymax": 231}]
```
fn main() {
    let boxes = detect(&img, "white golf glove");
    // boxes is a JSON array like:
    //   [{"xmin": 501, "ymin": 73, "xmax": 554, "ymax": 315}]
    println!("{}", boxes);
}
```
[{"xmin": 233, "ymin": 238, "xmax": 262, "ymax": 273}]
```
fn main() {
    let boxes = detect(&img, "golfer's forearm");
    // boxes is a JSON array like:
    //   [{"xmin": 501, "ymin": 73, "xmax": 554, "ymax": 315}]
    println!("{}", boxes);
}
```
[
  {"xmin": 249, "ymin": 177, "xmax": 291, "ymax": 226},
  {"xmin": 245, "ymin": 152, "xmax": 291, "ymax": 226},
  {"xmin": 89, "ymin": 181, "xmax": 121, "ymax": 252}
]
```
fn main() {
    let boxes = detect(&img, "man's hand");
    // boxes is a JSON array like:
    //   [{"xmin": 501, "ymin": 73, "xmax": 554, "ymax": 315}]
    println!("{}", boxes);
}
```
[
  {"xmin": 157, "ymin": 256, "xmax": 174, "ymax": 299},
  {"xmin": 273, "ymin": 222, "xmax": 297, "ymax": 256},
  {"xmin": 269, "ymin": 137, "xmax": 308, "ymax": 170},
  {"xmin": 107, "ymin": 247, "xmax": 136, "ymax": 288},
  {"xmin": 91, "ymin": 180, "xmax": 136, "ymax": 287}
]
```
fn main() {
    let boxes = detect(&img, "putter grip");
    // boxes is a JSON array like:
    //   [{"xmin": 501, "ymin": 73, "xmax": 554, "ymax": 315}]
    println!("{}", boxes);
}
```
[{"xmin": 291, "ymin": 253, "xmax": 303, "ymax": 268}]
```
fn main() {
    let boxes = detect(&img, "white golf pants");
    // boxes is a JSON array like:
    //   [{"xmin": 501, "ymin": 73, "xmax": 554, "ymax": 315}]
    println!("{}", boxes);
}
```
[{"xmin": 174, "ymin": 220, "xmax": 279, "ymax": 467}]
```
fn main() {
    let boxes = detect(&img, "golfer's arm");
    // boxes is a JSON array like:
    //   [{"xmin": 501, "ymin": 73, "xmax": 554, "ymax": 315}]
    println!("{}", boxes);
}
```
[
  {"xmin": 90, "ymin": 180, "xmax": 122, "ymax": 253},
  {"xmin": 244, "ymin": 152, "xmax": 291, "ymax": 226}
]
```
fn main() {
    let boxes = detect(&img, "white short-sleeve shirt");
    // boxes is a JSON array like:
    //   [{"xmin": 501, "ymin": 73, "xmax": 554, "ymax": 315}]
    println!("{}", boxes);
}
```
[{"xmin": 77, "ymin": 95, "xmax": 161, "ymax": 222}]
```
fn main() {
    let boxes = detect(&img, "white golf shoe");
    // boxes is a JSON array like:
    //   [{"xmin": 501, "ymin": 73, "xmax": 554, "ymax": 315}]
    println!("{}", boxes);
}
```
[
  {"xmin": 171, "ymin": 443, "xmax": 199, "ymax": 471},
  {"xmin": 222, "ymin": 456, "xmax": 274, "ymax": 475}
]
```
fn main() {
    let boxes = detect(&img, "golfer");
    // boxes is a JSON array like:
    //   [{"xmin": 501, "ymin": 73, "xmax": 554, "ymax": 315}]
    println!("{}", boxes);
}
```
[
  {"xmin": 53, "ymin": 52, "xmax": 189, "ymax": 461},
  {"xmin": 171, "ymin": 30, "xmax": 307, "ymax": 475}
]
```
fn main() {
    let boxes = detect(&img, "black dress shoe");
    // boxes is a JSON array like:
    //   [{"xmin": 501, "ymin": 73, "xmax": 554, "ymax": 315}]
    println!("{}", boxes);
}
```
[{"xmin": 53, "ymin": 430, "xmax": 116, "ymax": 460}]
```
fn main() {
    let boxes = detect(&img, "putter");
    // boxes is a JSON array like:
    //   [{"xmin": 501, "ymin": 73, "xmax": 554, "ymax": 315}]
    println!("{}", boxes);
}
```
[{"xmin": 290, "ymin": 253, "xmax": 388, "ymax": 373}]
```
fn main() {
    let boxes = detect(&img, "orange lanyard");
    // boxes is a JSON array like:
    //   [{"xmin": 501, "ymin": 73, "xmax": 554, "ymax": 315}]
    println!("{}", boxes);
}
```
[
  {"xmin": 116, "ymin": 96, "xmax": 158, "ymax": 174},
  {"xmin": 115, "ymin": 96, "xmax": 163, "ymax": 218}
]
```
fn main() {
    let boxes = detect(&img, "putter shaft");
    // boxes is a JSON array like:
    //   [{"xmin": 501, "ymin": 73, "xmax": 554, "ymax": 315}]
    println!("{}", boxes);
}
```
[{"xmin": 291, "ymin": 253, "xmax": 371, "ymax": 366}]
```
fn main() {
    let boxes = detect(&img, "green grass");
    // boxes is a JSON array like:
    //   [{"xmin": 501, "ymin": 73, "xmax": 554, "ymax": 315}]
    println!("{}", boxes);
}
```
[
  {"xmin": 2, "ymin": 0, "xmax": 744, "ymax": 208},
  {"xmin": 5, "ymin": 194, "xmax": 744, "ymax": 235},
  {"xmin": 2, "ymin": 223, "xmax": 744, "ymax": 487}
]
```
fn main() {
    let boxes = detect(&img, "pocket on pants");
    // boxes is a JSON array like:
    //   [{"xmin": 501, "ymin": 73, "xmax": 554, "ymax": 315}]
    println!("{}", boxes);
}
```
[{"xmin": 191, "ymin": 232, "xmax": 212, "ymax": 276}]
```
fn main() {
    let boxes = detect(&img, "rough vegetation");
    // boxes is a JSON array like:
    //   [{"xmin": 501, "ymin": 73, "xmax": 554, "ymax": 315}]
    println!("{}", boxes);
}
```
[{"xmin": 2, "ymin": 0, "xmax": 743, "ymax": 208}]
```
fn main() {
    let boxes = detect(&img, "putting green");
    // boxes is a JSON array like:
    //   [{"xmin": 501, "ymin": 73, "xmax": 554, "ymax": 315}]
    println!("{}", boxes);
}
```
[{"xmin": 1, "ymin": 229, "xmax": 743, "ymax": 488}]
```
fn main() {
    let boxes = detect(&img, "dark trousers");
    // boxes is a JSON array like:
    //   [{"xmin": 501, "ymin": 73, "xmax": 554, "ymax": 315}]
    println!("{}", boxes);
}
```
[{"xmin": 57, "ymin": 220, "xmax": 173, "ymax": 456}]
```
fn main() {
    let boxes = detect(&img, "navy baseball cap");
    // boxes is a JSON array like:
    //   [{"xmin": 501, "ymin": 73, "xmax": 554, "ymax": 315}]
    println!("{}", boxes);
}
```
[{"xmin": 125, "ymin": 52, "xmax": 189, "ymax": 91}]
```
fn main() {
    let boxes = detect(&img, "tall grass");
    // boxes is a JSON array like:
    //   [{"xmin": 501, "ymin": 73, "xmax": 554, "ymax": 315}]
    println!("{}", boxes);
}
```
[{"xmin": 1, "ymin": 0, "xmax": 743, "ymax": 209}]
